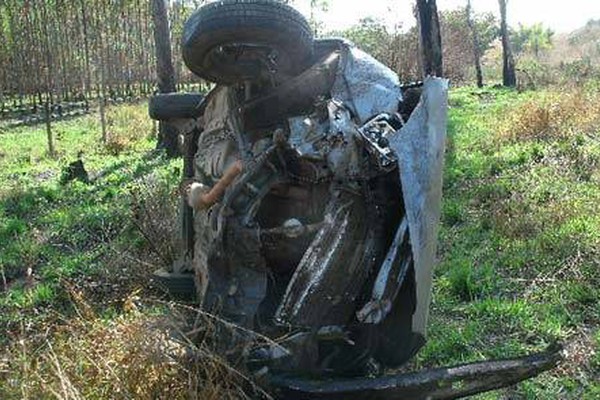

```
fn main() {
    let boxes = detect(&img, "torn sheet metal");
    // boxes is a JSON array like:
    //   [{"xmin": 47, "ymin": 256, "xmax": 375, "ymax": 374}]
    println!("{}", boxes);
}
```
[
  {"xmin": 356, "ymin": 217, "xmax": 411, "ymax": 324},
  {"xmin": 387, "ymin": 77, "xmax": 449, "ymax": 334},
  {"xmin": 332, "ymin": 44, "xmax": 403, "ymax": 124}
]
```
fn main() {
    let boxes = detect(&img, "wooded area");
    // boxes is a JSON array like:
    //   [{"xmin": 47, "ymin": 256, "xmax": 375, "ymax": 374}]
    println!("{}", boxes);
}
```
[{"xmin": 0, "ymin": 0, "xmax": 204, "ymax": 126}]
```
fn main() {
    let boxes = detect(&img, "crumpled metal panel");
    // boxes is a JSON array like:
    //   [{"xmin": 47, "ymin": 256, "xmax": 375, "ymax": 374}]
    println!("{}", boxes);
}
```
[
  {"xmin": 287, "ymin": 115, "xmax": 328, "ymax": 160},
  {"xmin": 387, "ymin": 77, "xmax": 448, "ymax": 334},
  {"xmin": 275, "ymin": 191, "xmax": 378, "ymax": 328},
  {"xmin": 331, "ymin": 45, "xmax": 403, "ymax": 124}
]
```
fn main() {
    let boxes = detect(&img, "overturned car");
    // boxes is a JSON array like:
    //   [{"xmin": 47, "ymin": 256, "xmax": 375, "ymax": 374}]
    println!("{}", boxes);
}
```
[{"xmin": 149, "ymin": 1, "xmax": 561, "ymax": 398}]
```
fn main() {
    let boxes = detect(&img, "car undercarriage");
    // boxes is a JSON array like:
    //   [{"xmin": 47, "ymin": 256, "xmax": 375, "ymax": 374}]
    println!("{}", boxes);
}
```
[{"xmin": 148, "ymin": 1, "xmax": 562, "ymax": 398}]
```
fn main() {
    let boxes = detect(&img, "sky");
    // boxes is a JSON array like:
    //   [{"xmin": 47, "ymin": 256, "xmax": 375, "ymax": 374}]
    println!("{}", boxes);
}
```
[{"xmin": 293, "ymin": 0, "xmax": 600, "ymax": 33}]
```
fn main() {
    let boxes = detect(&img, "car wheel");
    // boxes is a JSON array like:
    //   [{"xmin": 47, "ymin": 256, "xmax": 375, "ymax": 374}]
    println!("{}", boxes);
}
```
[{"xmin": 182, "ymin": 0, "xmax": 314, "ymax": 85}]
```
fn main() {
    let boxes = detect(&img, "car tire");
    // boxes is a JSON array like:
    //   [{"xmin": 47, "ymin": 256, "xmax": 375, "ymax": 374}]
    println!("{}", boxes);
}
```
[
  {"xmin": 182, "ymin": 0, "xmax": 313, "ymax": 84},
  {"xmin": 152, "ymin": 268, "xmax": 197, "ymax": 298},
  {"xmin": 148, "ymin": 93, "xmax": 205, "ymax": 121}
]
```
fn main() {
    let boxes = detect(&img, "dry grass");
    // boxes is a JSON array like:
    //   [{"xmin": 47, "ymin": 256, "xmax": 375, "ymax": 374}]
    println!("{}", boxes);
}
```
[
  {"xmin": 103, "ymin": 103, "xmax": 155, "ymax": 155},
  {"xmin": 1, "ymin": 294, "xmax": 270, "ymax": 400},
  {"xmin": 130, "ymin": 175, "xmax": 180, "ymax": 268},
  {"xmin": 496, "ymin": 88, "xmax": 600, "ymax": 143}
]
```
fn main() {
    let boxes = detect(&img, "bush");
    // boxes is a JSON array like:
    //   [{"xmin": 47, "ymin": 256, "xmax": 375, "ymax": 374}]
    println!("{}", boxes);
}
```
[{"xmin": 497, "ymin": 88, "xmax": 600, "ymax": 142}]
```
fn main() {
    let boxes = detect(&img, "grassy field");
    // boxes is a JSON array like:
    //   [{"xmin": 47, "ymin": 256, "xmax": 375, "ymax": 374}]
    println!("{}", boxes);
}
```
[
  {"xmin": 419, "ymin": 84, "xmax": 600, "ymax": 398},
  {"xmin": 0, "ymin": 86, "xmax": 599, "ymax": 399}
]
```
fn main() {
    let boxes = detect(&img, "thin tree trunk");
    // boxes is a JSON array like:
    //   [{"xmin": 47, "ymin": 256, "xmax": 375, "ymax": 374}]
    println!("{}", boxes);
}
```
[
  {"xmin": 466, "ymin": 0, "xmax": 484, "ymax": 87},
  {"xmin": 152, "ymin": 0, "xmax": 176, "ymax": 93},
  {"xmin": 416, "ymin": 0, "xmax": 443, "ymax": 77},
  {"xmin": 498, "ymin": 0, "xmax": 516, "ymax": 87},
  {"xmin": 97, "ymin": 0, "xmax": 108, "ymax": 143},
  {"xmin": 40, "ymin": 1, "xmax": 55, "ymax": 156},
  {"xmin": 44, "ymin": 100, "xmax": 55, "ymax": 156},
  {"xmin": 151, "ymin": 0, "xmax": 179, "ymax": 157},
  {"xmin": 79, "ymin": 0, "xmax": 92, "ymax": 101}
]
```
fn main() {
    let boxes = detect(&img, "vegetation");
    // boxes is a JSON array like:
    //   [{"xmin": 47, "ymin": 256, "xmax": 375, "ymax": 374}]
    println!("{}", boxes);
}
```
[
  {"xmin": 330, "ymin": 7, "xmax": 499, "ymax": 84},
  {"xmin": 419, "ymin": 84, "xmax": 600, "ymax": 398},
  {"xmin": 0, "ymin": 103, "xmax": 175, "ymax": 342},
  {"xmin": 1, "ymin": 1, "xmax": 599, "ymax": 399},
  {"xmin": 0, "ymin": 0, "xmax": 204, "ymax": 126},
  {"xmin": 1, "ymin": 82, "xmax": 598, "ymax": 398},
  {"xmin": 512, "ymin": 23, "xmax": 555, "ymax": 58}
]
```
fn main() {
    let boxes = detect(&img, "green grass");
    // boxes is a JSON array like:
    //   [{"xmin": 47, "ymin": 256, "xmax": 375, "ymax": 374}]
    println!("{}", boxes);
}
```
[
  {"xmin": 0, "ymin": 103, "xmax": 180, "ymax": 343},
  {"xmin": 415, "ymin": 85, "xmax": 600, "ymax": 398},
  {"xmin": 1, "ymin": 87, "xmax": 598, "ymax": 398}
]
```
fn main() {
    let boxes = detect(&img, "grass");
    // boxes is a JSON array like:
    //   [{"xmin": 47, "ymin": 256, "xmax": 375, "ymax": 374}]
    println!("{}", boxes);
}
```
[
  {"xmin": 1, "ymin": 85, "xmax": 599, "ymax": 398},
  {"xmin": 0, "ymin": 103, "xmax": 264, "ymax": 400},
  {"xmin": 414, "ymin": 85, "xmax": 600, "ymax": 398}
]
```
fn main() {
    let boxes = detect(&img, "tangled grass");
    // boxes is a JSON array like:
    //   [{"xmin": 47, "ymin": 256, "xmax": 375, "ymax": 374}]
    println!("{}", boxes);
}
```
[
  {"xmin": 497, "ymin": 85, "xmax": 600, "ymax": 142},
  {"xmin": 1, "ymin": 294, "xmax": 270, "ymax": 400},
  {"xmin": 429, "ymin": 85, "xmax": 599, "ymax": 399}
]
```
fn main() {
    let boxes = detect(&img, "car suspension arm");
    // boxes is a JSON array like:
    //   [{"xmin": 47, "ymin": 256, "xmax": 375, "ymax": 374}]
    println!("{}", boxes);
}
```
[{"xmin": 270, "ymin": 344, "xmax": 563, "ymax": 400}]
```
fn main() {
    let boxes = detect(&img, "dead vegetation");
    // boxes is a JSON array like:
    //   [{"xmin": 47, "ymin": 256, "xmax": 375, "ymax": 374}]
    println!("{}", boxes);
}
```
[
  {"xmin": 497, "ymin": 87, "xmax": 600, "ymax": 142},
  {"xmin": 1, "ymin": 295, "xmax": 269, "ymax": 400},
  {"xmin": 0, "ymin": 171, "xmax": 273, "ymax": 400}
]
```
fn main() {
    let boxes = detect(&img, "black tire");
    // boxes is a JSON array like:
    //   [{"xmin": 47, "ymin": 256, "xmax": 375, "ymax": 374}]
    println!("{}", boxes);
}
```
[
  {"xmin": 148, "ymin": 93, "xmax": 205, "ymax": 121},
  {"xmin": 182, "ymin": 0, "xmax": 313, "ymax": 84},
  {"xmin": 152, "ymin": 268, "xmax": 197, "ymax": 298}
]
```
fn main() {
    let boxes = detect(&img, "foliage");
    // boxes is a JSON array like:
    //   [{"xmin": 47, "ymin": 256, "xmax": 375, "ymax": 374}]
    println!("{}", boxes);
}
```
[
  {"xmin": 331, "ymin": 7, "xmax": 498, "ymax": 84},
  {"xmin": 416, "ymin": 85, "xmax": 600, "ymax": 399},
  {"xmin": 0, "ymin": 0, "xmax": 205, "ymax": 119},
  {"xmin": 333, "ymin": 17, "xmax": 392, "ymax": 62},
  {"xmin": 440, "ymin": 7, "xmax": 499, "ymax": 83},
  {"xmin": 512, "ymin": 23, "xmax": 555, "ymax": 58}
]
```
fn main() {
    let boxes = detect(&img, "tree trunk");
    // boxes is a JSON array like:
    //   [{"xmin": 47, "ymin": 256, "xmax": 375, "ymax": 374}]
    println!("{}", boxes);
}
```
[
  {"xmin": 498, "ymin": 0, "xmax": 516, "ymax": 87},
  {"xmin": 44, "ymin": 100, "xmax": 55, "ymax": 156},
  {"xmin": 40, "ymin": 0, "xmax": 55, "ymax": 156},
  {"xmin": 98, "ymin": 0, "xmax": 108, "ymax": 144},
  {"xmin": 466, "ymin": 0, "xmax": 484, "ymax": 87},
  {"xmin": 152, "ymin": 0, "xmax": 179, "ymax": 157},
  {"xmin": 79, "ymin": 0, "xmax": 92, "ymax": 101},
  {"xmin": 416, "ymin": 0, "xmax": 443, "ymax": 77}
]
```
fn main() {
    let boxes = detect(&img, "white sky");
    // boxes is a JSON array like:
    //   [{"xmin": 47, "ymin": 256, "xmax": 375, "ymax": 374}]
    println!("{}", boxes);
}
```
[{"xmin": 294, "ymin": 0, "xmax": 600, "ymax": 33}]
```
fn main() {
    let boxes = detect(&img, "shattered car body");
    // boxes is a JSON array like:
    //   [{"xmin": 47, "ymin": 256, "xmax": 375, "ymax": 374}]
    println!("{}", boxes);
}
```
[
  {"xmin": 148, "ymin": 1, "xmax": 561, "ymax": 397},
  {"xmin": 190, "ymin": 43, "xmax": 445, "ymax": 372}
]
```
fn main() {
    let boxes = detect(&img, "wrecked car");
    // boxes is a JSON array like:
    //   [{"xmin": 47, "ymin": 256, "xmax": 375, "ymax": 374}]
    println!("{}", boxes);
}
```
[{"xmin": 148, "ymin": 0, "xmax": 561, "ymax": 398}]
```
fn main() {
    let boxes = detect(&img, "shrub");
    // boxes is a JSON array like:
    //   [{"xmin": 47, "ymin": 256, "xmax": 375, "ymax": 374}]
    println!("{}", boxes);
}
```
[{"xmin": 497, "ymin": 89, "xmax": 600, "ymax": 142}]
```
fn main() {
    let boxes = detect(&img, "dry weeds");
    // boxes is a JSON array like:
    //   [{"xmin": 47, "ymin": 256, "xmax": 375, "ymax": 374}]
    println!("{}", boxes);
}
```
[
  {"xmin": 1, "ymin": 294, "xmax": 271, "ymax": 400},
  {"xmin": 496, "ymin": 88, "xmax": 600, "ymax": 143}
]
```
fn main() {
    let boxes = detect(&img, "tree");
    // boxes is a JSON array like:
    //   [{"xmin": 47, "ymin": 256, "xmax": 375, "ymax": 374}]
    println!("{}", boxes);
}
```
[
  {"xmin": 466, "ymin": 0, "xmax": 483, "ymax": 87},
  {"xmin": 338, "ymin": 17, "xmax": 391, "ymax": 62},
  {"xmin": 309, "ymin": 0, "xmax": 329, "ymax": 35},
  {"xmin": 498, "ymin": 0, "xmax": 516, "ymax": 87},
  {"xmin": 416, "ymin": 0, "xmax": 443, "ymax": 77},
  {"xmin": 512, "ymin": 23, "xmax": 554, "ymax": 58},
  {"xmin": 439, "ymin": 7, "xmax": 498, "ymax": 84},
  {"xmin": 151, "ymin": 0, "xmax": 179, "ymax": 157}
]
